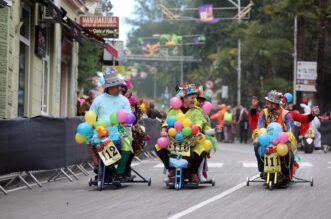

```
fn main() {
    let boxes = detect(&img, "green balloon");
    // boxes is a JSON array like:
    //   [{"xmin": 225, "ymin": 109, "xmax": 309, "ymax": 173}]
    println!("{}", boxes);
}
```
[
  {"xmin": 182, "ymin": 127, "xmax": 192, "ymax": 137},
  {"xmin": 95, "ymin": 120, "xmax": 109, "ymax": 128},
  {"xmin": 110, "ymin": 112, "xmax": 119, "ymax": 125}
]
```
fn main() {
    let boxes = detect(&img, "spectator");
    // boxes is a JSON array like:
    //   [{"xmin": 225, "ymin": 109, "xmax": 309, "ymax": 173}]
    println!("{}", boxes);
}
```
[{"xmin": 79, "ymin": 90, "xmax": 96, "ymax": 115}]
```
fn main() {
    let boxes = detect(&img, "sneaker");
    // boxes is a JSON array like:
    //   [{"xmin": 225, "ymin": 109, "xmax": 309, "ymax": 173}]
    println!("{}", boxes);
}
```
[
  {"xmin": 198, "ymin": 173, "xmax": 207, "ymax": 182},
  {"xmin": 190, "ymin": 174, "xmax": 200, "ymax": 184},
  {"xmin": 260, "ymin": 172, "xmax": 266, "ymax": 180}
]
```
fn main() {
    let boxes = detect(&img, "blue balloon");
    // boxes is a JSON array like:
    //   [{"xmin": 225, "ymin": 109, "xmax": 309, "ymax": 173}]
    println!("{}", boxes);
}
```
[
  {"xmin": 284, "ymin": 93, "xmax": 293, "ymax": 103},
  {"xmin": 99, "ymin": 77, "xmax": 105, "ymax": 85},
  {"xmin": 175, "ymin": 132, "xmax": 184, "ymax": 141},
  {"xmin": 77, "ymin": 122, "xmax": 93, "ymax": 135},
  {"xmin": 267, "ymin": 122, "xmax": 283, "ymax": 141},
  {"xmin": 258, "ymin": 146, "xmax": 266, "ymax": 156},
  {"xmin": 258, "ymin": 134, "xmax": 270, "ymax": 146},
  {"xmin": 166, "ymin": 116, "xmax": 176, "ymax": 127}
]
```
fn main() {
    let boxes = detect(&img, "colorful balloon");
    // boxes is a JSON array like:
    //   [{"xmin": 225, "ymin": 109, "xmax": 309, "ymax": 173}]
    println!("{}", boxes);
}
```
[
  {"xmin": 277, "ymin": 143, "xmax": 289, "ymax": 156},
  {"xmin": 267, "ymin": 122, "xmax": 283, "ymax": 141},
  {"xmin": 182, "ymin": 127, "xmax": 192, "ymax": 137},
  {"xmin": 258, "ymin": 145, "xmax": 266, "ymax": 156},
  {"xmin": 77, "ymin": 122, "xmax": 93, "ymax": 135},
  {"xmin": 170, "ymin": 97, "xmax": 183, "ymax": 109},
  {"xmin": 174, "ymin": 121, "xmax": 183, "ymax": 131},
  {"xmin": 166, "ymin": 116, "xmax": 176, "ymax": 127},
  {"xmin": 202, "ymin": 140, "xmax": 212, "ymax": 151},
  {"xmin": 110, "ymin": 112, "xmax": 119, "ymax": 125},
  {"xmin": 117, "ymin": 110, "xmax": 128, "ymax": 123},
  {"xmin": 75, "ymin": 133, "xmax": 86, "ymax": 144},
  {"xmin": 191, "ymin": 125, "xmax": 200, "ymax": 135},
  {"xmin": 272, "ymin": 139, "xmax": 280, "ymax": 145},
  {"xmin": 84, "ymin": 111, "xmax": 96, "ymax": 125},
  {"xmin": 278, "ymin": 132, "xmax": 289, "ymax": 144},
  {"xmin": 258, "ymin": 128, "xmax": 267, "ymax": 136},
  {"xmin": 182, "ymin": 118, "xmax": 192, "ymax": 127},
  {"xmin": 202, "ymin": 101, "xmax": 213, "ymax": 114},
  {"xmin": 258, "ymin": 134, "xmax": 270, "ymax": 146},
  {"xmin": 157, "ymin": 137, "xmax": 169, "ymax": 148},
  {"xmin": 168, "ymin": 128, "xmax": 177, "ymax": 137},
  {"xmin": 175, "ymin": 132, "xmax": 184, "ymax": 141},
  {"xmin": 126, "ymin": 113, "xmax": 136, "ymax": 124},
  {"xmin": 284, "ymin": 93, "xmax": 293, "ymax": 103},
  {"xmin": 176, "ymin": 113, "xmax": 186, "ymax": 122},
  {"xmin": 95, "ymin": 120, "xmax": 109, "ymax": 128}
]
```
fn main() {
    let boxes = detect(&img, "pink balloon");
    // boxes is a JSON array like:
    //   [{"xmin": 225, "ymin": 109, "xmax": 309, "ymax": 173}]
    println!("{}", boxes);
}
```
[
  {"xmin": 157, "ymin": 137, "xmax": 169, "ymax": 148},
  {"xmin": 272, "ymin": 140, "xmax": 280, "ymax": 145},
  {"xmin": 202, "ymin": 101, "xmax": 213, "ymax": 114},
  {"xmin": 174, "ymin": 121, "xmax": 183, "ymax": 131},
  {"xmin": 170, "ymin": 97, "xmax": 183, "ymax": 109},
  {"xmin": 278, "ymin": 132, "xmax": 289, "ymax": 144},
  {"xmin": 116, "ymin": 110, "xmax": 128, "ymax": 123}
]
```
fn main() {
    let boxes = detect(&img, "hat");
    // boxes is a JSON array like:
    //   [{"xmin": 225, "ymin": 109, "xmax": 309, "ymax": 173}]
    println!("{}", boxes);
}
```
[
  {"xmin": 176, "ymin": 82, "xmax": 198, "ymax": 98},
  {"xmin": 129, "ymin": 96, "xmax": 138, "ymax": 105},
  {"xmin": 103, "ymin": 68, "xmax": 124, "ymax": 89},
  {"xmin": 265, "ymin": 90, "xmax": 282, "ymax": 104},
  {"xmin": 197, "ymin": 86, "xmax": 207, "ymax": 100}
]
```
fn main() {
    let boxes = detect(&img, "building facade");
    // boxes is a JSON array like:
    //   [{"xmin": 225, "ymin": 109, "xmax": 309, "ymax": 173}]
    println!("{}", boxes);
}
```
[{"xmin": 0, "ymin": 0, "xmax": 90, "ymax": 118}]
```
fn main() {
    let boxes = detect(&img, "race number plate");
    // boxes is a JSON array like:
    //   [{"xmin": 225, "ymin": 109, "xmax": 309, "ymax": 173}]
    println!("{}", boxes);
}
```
[
  {"xmin": 168, "ymin": 144, "xmax": 190, "ymax": 157},
  {"xmin": 264, "ymin": 153, "xmax": 281, "ymax": 173},
  {"xmin": 98, "ymin": 139, "xmax": 121, "ymax": 166}
]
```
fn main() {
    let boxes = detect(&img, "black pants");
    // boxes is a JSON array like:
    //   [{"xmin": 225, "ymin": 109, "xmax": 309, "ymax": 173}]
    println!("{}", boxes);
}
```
[
  {"xmin": 239, "ymin": 122, "xmax": 248, "ymax": 143},
  {"xmin": 156, "ymin": 148, "xmax": 205, "ymax": 174},
  {"xmin": 254, "ymin": 144, "xmax": 294, "ymax": 178},
  {"xmin": 124, "ymin": 152, "xmax": 135, "ymax": 175}
]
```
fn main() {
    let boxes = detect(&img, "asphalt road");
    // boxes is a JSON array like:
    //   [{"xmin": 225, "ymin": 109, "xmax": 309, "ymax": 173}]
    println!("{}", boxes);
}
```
[{"xmin": 0, "ymin": 143, "xmax": 330, "ymax": 219}]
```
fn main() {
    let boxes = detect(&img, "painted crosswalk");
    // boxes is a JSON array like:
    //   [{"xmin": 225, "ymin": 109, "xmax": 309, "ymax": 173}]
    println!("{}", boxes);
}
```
[{"xmin": 152, "ymin": 162, "xmax": 224, "ymax": 168}]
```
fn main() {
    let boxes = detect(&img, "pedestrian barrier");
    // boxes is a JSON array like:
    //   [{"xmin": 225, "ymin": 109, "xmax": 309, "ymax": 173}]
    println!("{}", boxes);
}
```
[
  {"xmin": 320, "ymin": 120, "xmax": 331, "ymax": 146},
  {"xmin": 0, "ymin": 116, "xmax": 162, "ymax": 194}
]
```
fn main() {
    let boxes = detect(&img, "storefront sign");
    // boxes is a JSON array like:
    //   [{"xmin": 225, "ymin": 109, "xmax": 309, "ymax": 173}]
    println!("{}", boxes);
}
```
[
  {"xmin": 296, "ymin": 61, "xmax": 317, "ymax": 92},
  {"xmin": 80, "ymin": 16, "xmax": 119, "ymax": 38}
]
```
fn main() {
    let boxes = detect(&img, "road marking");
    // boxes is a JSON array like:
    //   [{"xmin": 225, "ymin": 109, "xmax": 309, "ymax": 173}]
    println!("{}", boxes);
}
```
[
  {"xmin": 299, "ymin": 162, "xmax": 313, "ymax": 168},
  {"xmin": 242, "ymin": 162, "xmax": 257, "ymax": 168},
  {"xmin": 131, "ymin": 162, "xmax": 141, "ymax": 167},
  {"xmin": 167, "ymin": 174, "xmax": 260, "ymax": 219},
  {"xmin": 328, "ymin": 162, "xmax": 331, "ymax": 168},
  {"xmin": 153, "ymin": 162, "xmax": 224, "ymax": 168}
]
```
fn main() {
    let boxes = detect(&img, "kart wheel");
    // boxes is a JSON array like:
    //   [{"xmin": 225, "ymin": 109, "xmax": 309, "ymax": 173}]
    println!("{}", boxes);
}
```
[
  {"xmin": 310, "ymin": 177, "xmax": 314, "ymax": 187},
  {"xmin": 246, "ymin": 177, "xmax": 250, "ymax": 187},
  {"xmin": 148, "ymin": 178, "xmax": 152, "ymax": 186},
  {"xmin": 212, "ymin": 179, "xmax": 216, "ymax": 187},
  {"xmin": 88, "ymin": 178, "xmax": 92, "ymax": 187},
  {"xmin": 268, "ymin": 181, "xmax": 273, "ymax": 191},
  {"xmin": 97, "ymin": 181, "xmax": 103, "ymax": 191},
  {"xmin": 175, "ymin": 183, "xmax": 180, "ymax": 191}
]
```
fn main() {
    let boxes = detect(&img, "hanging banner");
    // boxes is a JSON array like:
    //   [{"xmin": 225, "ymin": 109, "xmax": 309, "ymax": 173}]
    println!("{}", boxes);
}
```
[
  {"xmin": 80, "ymin": 16, "xmax": 119, "ymax": 38},
  {"xmin": 196, "ymin": 4, "xmax": 220, "ymax": 24},
  {"xmin": 296, "ymin": 61, "xmax": 317, "ymax": 92}
]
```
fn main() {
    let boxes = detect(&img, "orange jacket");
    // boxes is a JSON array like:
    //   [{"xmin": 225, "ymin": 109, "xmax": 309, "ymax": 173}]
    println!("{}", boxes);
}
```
[{"xmin": 211, "ymin": 109, "xmax": 227, "ymax": 128}]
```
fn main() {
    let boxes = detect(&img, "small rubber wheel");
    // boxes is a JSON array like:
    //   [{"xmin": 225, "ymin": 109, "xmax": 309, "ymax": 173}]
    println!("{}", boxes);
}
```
[
  {"xmin": 268, "ymin": 181, "xmax": 273, "ymax": 191},
  {"xmin": 88, "ymin": 178, "xmax": 92, "ymax": 187},
  {"xmin": 211, "ymin": 179, "xmax": 216, "ymax": 187},
  {"xmin": 97, "ymin": 181, "xmax": 103, "ymax": 191},
  {"xmin": 310, "ymin": 177, "xmax": 314, "ymax": 187},
  {"xmin": 175, "ymin": 183, "xmax": 180, "ymax": 191},
  {"xmin": 246, "ymin": 177, "xmax": 250, "ymax": 187},
  {"xmin": 148, "ymin": 178, "xmax": 152, "ymax": 186}
]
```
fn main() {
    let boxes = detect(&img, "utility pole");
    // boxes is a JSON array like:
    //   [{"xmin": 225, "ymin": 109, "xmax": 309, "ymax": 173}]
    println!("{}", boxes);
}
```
[
  {"xmin": 237, "ymin": 0, "xmax": 241, "ymax": 106},
  {"xmin": 293, "ymin": 16, "xmax": 298, "ymax": 104}
]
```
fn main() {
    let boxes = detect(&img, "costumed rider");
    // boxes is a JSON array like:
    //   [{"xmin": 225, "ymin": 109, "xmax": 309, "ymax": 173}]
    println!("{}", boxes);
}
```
[
  {"xmin": 155, "ymin": 82, "xmax": 211, "ymax": 184},
  {"xmin": 252, "ymin": 90, "xmax": 296, "ymax": 187},
  {"xmin": 89, "ymin": 68, "xmax": 133, "ymax": 181}
]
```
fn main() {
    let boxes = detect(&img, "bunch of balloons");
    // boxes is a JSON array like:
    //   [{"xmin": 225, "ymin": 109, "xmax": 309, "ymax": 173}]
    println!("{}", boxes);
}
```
[
  {"xmin": 257, "ymin": 122, "xmax": 290, "ymax": 157},
  {"xmin": 165, "ymin": 113, "xmax": 199, "ymax": 141},
  {"xmin": 75, "ymin": 110, "xmax": 136, "ymax": 144}
]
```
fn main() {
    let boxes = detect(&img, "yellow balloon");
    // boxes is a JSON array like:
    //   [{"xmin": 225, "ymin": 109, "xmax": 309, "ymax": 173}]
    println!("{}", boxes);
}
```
[
  {"xmin": 140, "ymin": 103, "xmax": 145, "ymax": 110},
  {"xmin": 168, "ymin": 128, "xmax": 177, "ymax": 137},
  {"xmin": 196, "ymin": 134, "xmax": 205, "ymax": 143},
  {"xmin": 202, "ymin": 140, "xmax": 212, "ymax": 151},
  {"xmin": 258, "ymin": 128, "xmax": 267, "ymax": 136},
  {"xmin": 85, "ymin": 111, "xmax": 96, "ymax": 125},
  {"xmin": 276, "ymin": 143, "xmax": 288, "ymax": 156},
  {"xmin": 75, "ymin": 133, "xmax": 86, "ymax": 144},
  {"xmin": 176, "ymin": 113, "xmax": 186, "ymax": 122},
  {"xmin": 182, "ymin": 118, "xmax": 192, "ymax": 127}
]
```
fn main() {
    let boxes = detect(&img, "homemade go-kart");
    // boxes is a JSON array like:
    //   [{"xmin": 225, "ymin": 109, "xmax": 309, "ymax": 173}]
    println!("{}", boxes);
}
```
[
  {"xmin": 164, "ymin": 134, "xmax": 215, "ymax": 190},
  {"xmin": 88, "ymin": 126, "xmax": 151, "ymax": 191}
]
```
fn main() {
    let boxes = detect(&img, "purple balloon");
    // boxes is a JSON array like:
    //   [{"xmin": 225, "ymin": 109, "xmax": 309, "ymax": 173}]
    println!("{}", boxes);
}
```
[{"xmin": 126, "ymin": 113, "xmax": 136, "ymax": 124}]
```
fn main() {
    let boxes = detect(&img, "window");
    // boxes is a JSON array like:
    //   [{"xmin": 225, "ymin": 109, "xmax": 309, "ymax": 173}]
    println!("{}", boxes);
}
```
[
  {"xmin": 41, "ymin": 27, "xmax": 50, "ymax": 115},
  {"xmin": 18, "ymin": 6, "xmax": 31, "ymax": 117}
]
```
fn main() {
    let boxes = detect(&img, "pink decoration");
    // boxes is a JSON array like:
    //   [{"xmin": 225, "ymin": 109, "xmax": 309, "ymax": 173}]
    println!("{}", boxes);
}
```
[
  {"xmin": 278, "ymin": 132, "xmax": 289, "ymax": 144},
  {"xmin": 116, "ymin": 110, "xmax": 128, "ymax": 123},
  {"xmin": 202, "ymin": 101, "xmax": 213, "ymax": 114},
  {"xmin": 174, "ymin": 121, "xmax": 183, "ymax": 131},
  {"xmin": 157, "ymin": 137, "xmax": 169, "ymax": 148},
  {"xmin": 272, "ymin": 140, "xmax": 280, "ymax": 145},
  {"xmin": 170, "ymin": 97, "xmax": 183, "ymax": 109}
]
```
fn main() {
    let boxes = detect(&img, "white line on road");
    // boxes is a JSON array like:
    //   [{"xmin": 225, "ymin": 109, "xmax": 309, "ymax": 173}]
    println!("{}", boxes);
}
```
[
  {"xmin": 299, "ymin": 162, "xmax": 313, "ymax": 168},
  {"xmin": 153, "ymin": 162, "xmax": 224, "ymax": 168},
  {"xmin": 167, "ymin": 174, "xmax": 260, "ymax": 219},
  {"xmin": 242, "ymin": 161, "xmax": 257, "ymax": 168}
]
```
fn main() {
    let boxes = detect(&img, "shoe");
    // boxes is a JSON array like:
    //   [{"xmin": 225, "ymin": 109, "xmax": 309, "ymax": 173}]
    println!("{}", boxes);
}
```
[
  {"xmin": 113, "ymin": 175, "xmax": 125, "ymax": 183},
  {"xmin": 198, "ymin": 173, "xmax": 207, "ymax": 182},
  {"xmin": 190, "ymin": 174, "xmax": 200, "ymax": 184},
  {"xmin": 278, "ymin": 178, "xmax": 290, "ymax": 188}
]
